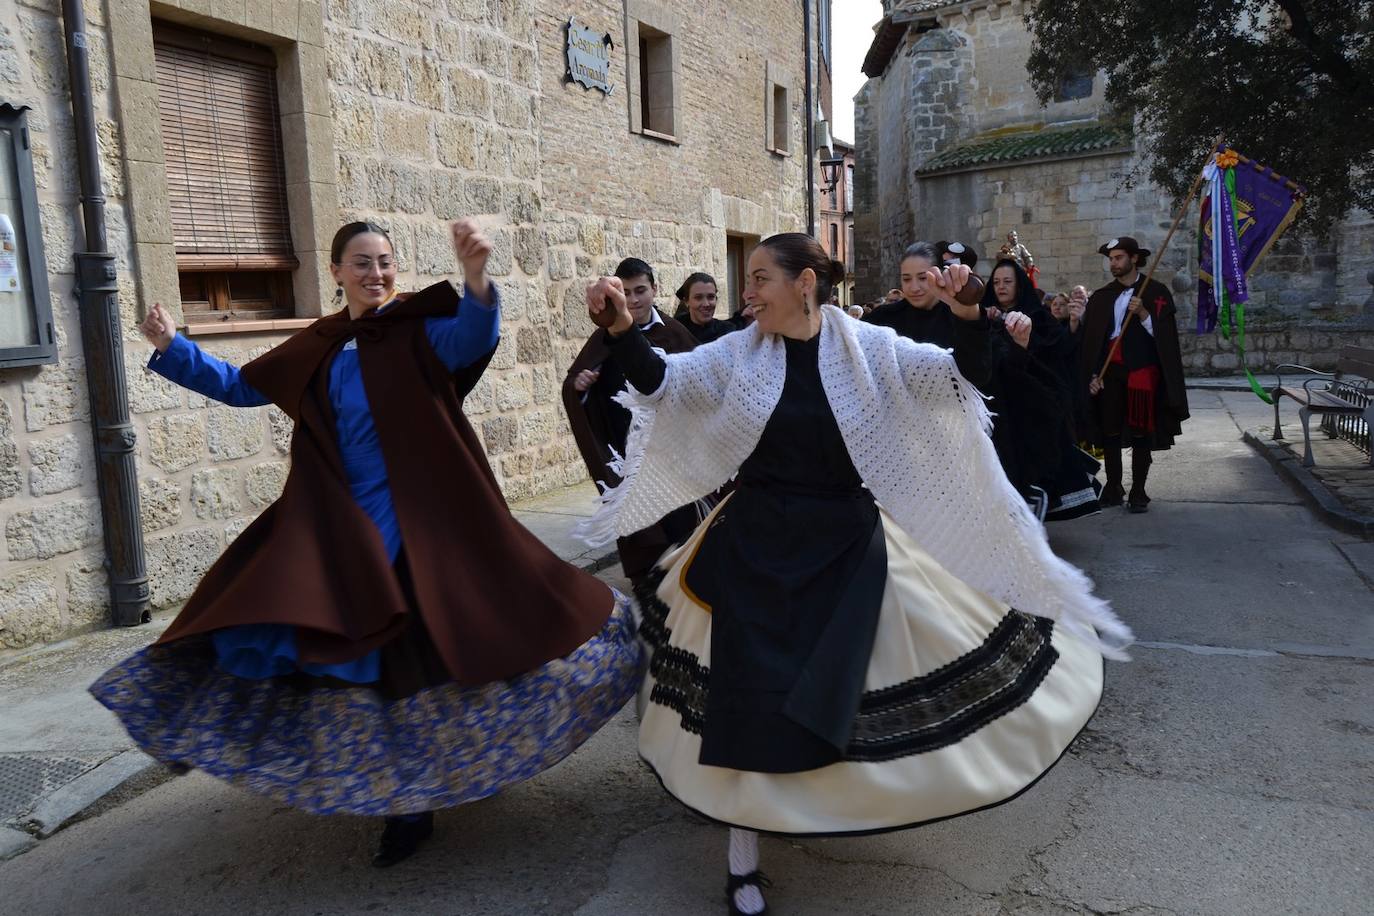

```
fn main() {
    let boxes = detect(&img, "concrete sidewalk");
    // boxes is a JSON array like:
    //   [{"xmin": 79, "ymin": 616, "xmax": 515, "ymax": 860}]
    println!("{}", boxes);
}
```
[
  {"xmin": 0, "ymin": 482, "xmax": 612, "ymax": 861},
  {"xmin": 1185, "ymin": 373, "xmax": 1279, "ymax": 392}
]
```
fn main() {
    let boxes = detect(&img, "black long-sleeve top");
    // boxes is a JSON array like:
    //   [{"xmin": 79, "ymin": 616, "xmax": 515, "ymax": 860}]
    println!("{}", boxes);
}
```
[
  {"xmin": 861, "ymin": 301, "xmax": 992, "ymax": 388},
  {"xmin": 604, "ymin": 323, "xmax": 882, "ymax": 775}
]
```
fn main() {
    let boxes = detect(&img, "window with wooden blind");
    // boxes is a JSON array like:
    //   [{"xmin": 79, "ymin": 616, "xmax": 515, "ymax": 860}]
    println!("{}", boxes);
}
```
[{"xmin": 153, "ymin": 24, "xmax": 296, "ymax": 318}]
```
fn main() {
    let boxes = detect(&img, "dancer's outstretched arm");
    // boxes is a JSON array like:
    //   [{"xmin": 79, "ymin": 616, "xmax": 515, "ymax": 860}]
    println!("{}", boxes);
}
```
[
  {"xmin": 585, "ymin": 276, "xmax": 666, "ymax": 394},
  {"xmin": 425, "ymin": 219, "xmax": 501, "ymax": 372},
  {"xmin": 140, "ymin": 302, "xmax": 270, "ymax": 407}
]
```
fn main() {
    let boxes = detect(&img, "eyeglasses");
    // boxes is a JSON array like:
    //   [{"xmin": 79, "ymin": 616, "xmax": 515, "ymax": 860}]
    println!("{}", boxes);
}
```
[{"xmin": 345, "ymin": 258, "xmax": 396, "ymax": 274}]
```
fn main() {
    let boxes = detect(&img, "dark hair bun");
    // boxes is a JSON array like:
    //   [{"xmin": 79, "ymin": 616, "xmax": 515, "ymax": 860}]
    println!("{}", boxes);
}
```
[{"xmin": 829, "ymin": 259, "xmax": 847, "ymax": 287}]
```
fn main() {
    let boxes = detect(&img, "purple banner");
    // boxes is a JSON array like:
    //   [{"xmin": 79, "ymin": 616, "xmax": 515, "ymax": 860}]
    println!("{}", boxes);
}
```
[
  {"xmin": 1197, "ymin": 149, "xmax": 1305, "ymax": 334},
  {"xmin": 1229, "ymin": 159, "xmax": 1304, "ymax": 276}
]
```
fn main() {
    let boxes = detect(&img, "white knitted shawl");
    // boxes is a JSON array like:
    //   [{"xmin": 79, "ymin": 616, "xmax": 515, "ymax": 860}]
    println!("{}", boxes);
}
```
[{"xmin": 578, "ymin": 304, "xmax": 1133, "ymax": 659}]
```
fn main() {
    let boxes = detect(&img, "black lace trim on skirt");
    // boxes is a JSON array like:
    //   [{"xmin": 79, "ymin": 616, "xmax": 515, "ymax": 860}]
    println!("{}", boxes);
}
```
[{"xmin": 633, "ymin": 569, "xmax": 1059, "ymax": 762}]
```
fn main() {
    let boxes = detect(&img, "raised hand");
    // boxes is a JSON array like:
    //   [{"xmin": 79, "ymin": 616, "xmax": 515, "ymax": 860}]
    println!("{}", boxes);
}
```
[
  {"xmin": 450, "ymin": 219, "xmax": 492, "ymax": 302},
  {"xmin": 139, "ymin": 302, "xmax": 176, "ymax": 353},
  {"xmin": 924, "ymin": 264, "xmax": 983, "ymax": 319},
  {"xmin": 586, "ymin": 277, "xmax": 632, "ymax": 334},
  {"xmin": 1004, "ymin": 310, "xmax": 1032, "ymax": 349}
]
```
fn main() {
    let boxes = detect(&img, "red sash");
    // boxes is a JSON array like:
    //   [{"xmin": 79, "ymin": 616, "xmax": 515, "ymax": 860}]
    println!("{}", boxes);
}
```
[{"xmin": 1109, "ymin": 337, "xmax": 1160, "ymax": 433}]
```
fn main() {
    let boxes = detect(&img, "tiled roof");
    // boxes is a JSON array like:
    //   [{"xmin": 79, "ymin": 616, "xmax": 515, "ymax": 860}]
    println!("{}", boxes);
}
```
[
  {"xmin": 896, "ymin": 0, "xmax": 961, "ymax": 12},
  {"xmin": 863, "ymin": 2, "xmax": 974, "ymax": 77},
  {"xmin": 861, "ymin": 17, "xmax": 909, "ymax": 77},
  {"xmin": 916, "ymin": 124, "xmax": 1134, "ymax": 174}
]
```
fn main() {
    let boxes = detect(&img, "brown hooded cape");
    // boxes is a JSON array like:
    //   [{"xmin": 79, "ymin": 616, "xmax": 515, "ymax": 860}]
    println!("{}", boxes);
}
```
[
  {"xmin": 562, "ymin": 315, "xmax": 699, "ymax": 578},
  {"xmin": 1080, "ymin": 275, "xmax": 1190, "ymax": 449},
  {"xmin": 155, "ymin": 281, "xmax": 613, "ymax": 686}
]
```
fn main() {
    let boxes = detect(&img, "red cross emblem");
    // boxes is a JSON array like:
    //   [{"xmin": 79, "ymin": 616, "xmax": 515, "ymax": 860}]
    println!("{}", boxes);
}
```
[{"xmin": 1153, "ymin": 296, "xmax": 1167, "ymax": 312}]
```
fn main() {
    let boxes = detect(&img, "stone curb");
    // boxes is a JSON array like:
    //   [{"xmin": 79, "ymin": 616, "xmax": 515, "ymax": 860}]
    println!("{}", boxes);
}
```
[
  {"xmin": 1242, "ymin": 430, "xmax": 1374, "ymax": 540},
  {"xmin": 0, "ymin": 825, "xmax": 37, "ymax": 862},
  {"xmin": 578, "ymin": 549, "xmax": 620, "ymax": 575},
  {"xmin": 1186, "ymin": 379, "xmax": 1270, "ymax": 392},
  {"xmin": 24, "ymin": 749, "xmax": 159, "ymax": 839}
]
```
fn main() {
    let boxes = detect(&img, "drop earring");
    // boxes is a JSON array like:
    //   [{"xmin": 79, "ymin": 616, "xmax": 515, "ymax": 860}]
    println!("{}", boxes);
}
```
[{"xmin": 333, "ymin": 284, "xmax": 343, "ymax": 307}]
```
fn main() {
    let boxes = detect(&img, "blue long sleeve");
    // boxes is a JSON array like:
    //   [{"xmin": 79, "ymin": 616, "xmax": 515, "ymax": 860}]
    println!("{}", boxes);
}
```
[
  {"xmin": 147, "ymin": 334, "xmax": 271, "ymax": 408},
  {"xmin": 207, "ymin": 281, "xmax": 501, "ymax": 685},
  {"xmin": 424, "ymin": 284, "xmax": 501, "ymax": 371}
]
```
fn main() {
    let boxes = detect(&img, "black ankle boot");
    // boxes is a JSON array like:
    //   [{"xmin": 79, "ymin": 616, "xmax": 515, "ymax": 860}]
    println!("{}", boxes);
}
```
[
  {"xmin": 725, "ymin": 870, "xmax": 772, "ymax": 915},
  {"xmin": 372, "ymin": 812, "xmax": 434, "ymax": 868},
  {"xmin": 1101, "ymin": 444, "xmax": 1124, "ymax": 506},
  {"xmin": 1129, "ymin": 444, "xmax": 1152, "ymax": 513}
]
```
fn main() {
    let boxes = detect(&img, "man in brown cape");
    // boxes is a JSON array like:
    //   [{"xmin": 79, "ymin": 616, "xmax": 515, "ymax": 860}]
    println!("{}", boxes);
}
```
[
  {"xmin": 1080, "ymin": 236, "xmax": 1189, "ymax": 513},
  {"xmin": 564, "ymin": 257, "xmax": 700, "ymax": 587}
]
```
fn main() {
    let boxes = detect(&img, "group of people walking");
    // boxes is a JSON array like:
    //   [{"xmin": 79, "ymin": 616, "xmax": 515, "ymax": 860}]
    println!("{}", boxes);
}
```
[
  {"xmin": 862, "ymin": 236, "xmax": 1189, "ymax": 518},
  {"xmin": 92, "ymin": 216, "xmax": 1170, "ymax": 914}
]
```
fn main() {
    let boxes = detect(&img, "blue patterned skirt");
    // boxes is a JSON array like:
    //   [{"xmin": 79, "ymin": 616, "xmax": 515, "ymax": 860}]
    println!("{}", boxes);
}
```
[{"xmin": 89, "ymin": 594, "xmax": 643, "ymax": 816}]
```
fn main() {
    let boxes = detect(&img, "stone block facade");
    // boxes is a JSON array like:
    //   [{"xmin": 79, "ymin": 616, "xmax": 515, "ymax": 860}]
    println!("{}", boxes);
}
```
[
  {"xmin": 0, "ymin": 0, "xmax": 821, "ymax": 652},
  {"xmin": 855, "ymin": 2, "xmax": 1374, "ymax": 344}
]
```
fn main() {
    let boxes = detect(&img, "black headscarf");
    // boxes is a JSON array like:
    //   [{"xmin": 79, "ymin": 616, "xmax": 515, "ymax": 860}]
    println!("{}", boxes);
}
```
[
  {"xmin": 980, "ymin": 258, "xmax": 1066, "ymax": 351},
  {"xmin": 981, "ymin": 258, "xmax": 1083, "ymax": 437}
]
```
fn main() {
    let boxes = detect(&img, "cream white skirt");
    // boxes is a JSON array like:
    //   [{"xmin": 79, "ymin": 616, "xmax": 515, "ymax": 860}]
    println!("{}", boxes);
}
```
[{"xmin": 636, "ymin": 505, "xmax": 1103, "ymax": 836}]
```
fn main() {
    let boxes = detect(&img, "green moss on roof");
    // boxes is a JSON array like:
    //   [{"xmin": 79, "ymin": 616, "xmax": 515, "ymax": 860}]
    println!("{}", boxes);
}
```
[{"xmin": 917, "ymin": 124, "xmax": 1134, "ymax": 174}]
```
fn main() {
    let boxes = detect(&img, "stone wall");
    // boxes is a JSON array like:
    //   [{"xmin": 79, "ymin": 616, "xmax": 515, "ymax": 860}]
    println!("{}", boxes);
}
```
[
  {"xmin": 851, "ymin": 80, "xmax": 883, "ymax": 301},
  {"xmin": 0, "ymin": 0, "xmax": 815, "ymax": 653},
  {"xmin": 1179, "ymin": 326, "xmax": 1374, "ymax": 376},
  {"xmin": 854, "ymin": 4, "xmax": 1374, "ymax": 323},
  {"xmin": 1, "ymin": 0, "xmax": 138, "ymax": 650},
  {"xmin": 938, "ymin": 1, "xmax": 1102, "ymax": 134}
]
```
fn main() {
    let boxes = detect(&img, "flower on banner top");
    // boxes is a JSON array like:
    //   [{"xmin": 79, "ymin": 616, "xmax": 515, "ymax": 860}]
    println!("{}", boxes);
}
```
[{"xmin": 1215, "ymin": 149, "xmax": 1240, "ymax": 169}]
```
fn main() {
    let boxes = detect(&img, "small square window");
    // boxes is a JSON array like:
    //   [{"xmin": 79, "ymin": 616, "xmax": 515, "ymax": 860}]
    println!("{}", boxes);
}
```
[
  {"xmin": 627, "ymin": 9, "xmax": 680, "ymax": 143},
  {"xmin": 1054, "ymin": 68, "xmax": 1094, "ymax": 102},
  {"xmin": 638, "ymin": 27, "xmax": 675, "ymax": 137},
  {"xmin": 766, "ymin": 62, "xmax": 794, "ymax": 155},
  {"xmin": 773, "ymin": 85, "xmax": 789, "ymax": 152}
]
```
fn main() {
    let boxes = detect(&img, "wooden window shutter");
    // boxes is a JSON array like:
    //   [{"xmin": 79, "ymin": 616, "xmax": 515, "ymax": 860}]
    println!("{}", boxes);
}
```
[{"xmin": 153, "ymin": 28, "xmax": 298, "ymax": 273}]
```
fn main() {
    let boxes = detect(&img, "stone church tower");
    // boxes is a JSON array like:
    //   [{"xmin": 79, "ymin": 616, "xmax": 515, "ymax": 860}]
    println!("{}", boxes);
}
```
[{"xmin": 853, "ymin": 0, "xmax": 1374, "ymax": 370}]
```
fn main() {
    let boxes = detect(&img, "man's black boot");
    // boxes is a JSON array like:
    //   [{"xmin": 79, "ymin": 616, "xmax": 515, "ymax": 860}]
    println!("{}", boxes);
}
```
[
  {"xmin": 1128, "ymin": 443, "xmax": 1152, "ymax": 513},
  {"xmin": 1101, "ymin": 444, "xmax": 1124, "ymax": 507}
]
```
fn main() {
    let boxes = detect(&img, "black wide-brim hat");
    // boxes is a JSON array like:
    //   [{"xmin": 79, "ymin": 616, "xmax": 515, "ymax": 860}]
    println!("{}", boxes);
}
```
[
  {"xmin": 936, "ymin": 240, "xmax": 979, "ymax": 269},
  {"xmin": 1098, "ymin": 236, "xmax": 1150, "ymax": 262}
]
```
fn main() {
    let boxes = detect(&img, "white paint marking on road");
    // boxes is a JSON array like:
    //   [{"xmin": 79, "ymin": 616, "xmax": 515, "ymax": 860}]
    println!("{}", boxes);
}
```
[
  {"xmin": 1135, "ymin": 641, "xmax": 1279, "ymax": 658},
  {"xmin": 1136, "ymin": 641, "xmax": 1374, "ymax": 662}
]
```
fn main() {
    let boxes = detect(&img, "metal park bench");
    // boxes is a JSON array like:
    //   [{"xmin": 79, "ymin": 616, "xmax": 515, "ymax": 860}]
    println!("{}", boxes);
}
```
[{"xmin": 1271, "ymin": 347, "xmax": 1374, "ymax": 467}]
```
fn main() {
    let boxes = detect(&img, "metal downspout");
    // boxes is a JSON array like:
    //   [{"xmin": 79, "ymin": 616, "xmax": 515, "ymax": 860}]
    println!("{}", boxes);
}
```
[
  {"xmin": 803, "ymin": 0, "xmax": 817, "ymax": 236},
  {"xmin": 60, "ymin": 0, "xmax": 150, "ymax": 627}
]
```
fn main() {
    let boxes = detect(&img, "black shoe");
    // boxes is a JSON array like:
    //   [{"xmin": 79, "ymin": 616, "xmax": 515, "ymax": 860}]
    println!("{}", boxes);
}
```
[
  {"xmin": 1127, "ymin": 490, "xmax": 1150, "ymax": 513},
  {"xmin": 372, "ymin": 812, "xmax": 434, "ymax": 868},
  {"xmin": 725, "ymin": 870, "xmax": 772, "ymax": 915},
  {"xmin": 1100, "ymin": 483, "xmax": 1125, "ymax": 507}
]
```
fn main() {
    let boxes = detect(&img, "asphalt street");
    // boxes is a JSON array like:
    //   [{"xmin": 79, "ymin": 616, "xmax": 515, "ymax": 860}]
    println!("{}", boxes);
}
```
[{"xmin": 3, "ymin": 391, "xmax": 1370, "ymax": 915}]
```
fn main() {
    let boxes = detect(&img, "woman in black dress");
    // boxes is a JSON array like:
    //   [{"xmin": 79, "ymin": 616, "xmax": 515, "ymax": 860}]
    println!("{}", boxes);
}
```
[{"xmin": 582, "ymin": 234, "xmax": 1117, "ymax": 914}]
